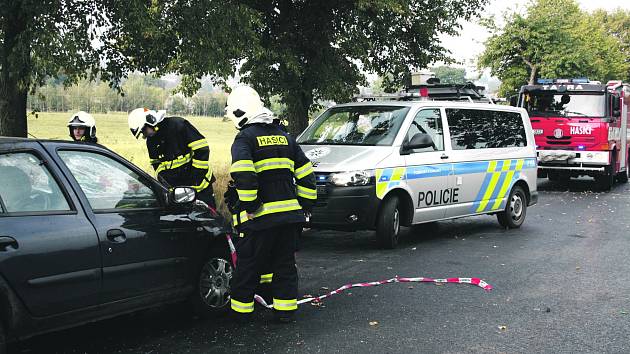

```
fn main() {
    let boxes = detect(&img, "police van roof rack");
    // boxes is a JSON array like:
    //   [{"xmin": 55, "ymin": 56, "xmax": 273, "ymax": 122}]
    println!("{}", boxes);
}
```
[{"xmin": 353, "ymin": 82, "xmax": 493, "ymax": 104}]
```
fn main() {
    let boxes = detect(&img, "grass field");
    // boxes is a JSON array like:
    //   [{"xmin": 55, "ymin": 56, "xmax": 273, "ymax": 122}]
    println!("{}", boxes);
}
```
[{"xmin": 29, "ymin": 112, "xmax": 237, "ymax": 214}]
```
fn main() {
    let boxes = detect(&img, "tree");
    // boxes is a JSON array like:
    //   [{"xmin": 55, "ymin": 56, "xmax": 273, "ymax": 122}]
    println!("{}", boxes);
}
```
[
  {"xmin": 161, "ymin": 0, "xmax": 487, "ymax": 135},
  {"xmin": 478, "ymin": 0, "xmax": 630, "ymax": 96},
  {"xmin": 589, "ymin": 9, "xmax": 630, "ymax": 81},
  {"xmin": 431, "ymin": 66, "xmax": 467, "ymax": 84},
  {"xmin": 1, "ymin": 1, "xmax": 258, "ymax": 137},
  {"xmin": 0, "ymin": 1, "xmax": 107, "ymax": 136}
]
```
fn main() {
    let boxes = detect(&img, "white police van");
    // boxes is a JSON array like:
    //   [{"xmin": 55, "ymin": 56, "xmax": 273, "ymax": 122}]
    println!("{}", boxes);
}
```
[{"xmin": 297, "ymin": 100, "xmax": 538, "ymax": 248}]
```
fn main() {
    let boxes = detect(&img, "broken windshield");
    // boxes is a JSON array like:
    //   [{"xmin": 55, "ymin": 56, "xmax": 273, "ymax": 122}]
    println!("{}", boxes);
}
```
[{"xmin": 297, "ymin": 106, "xmax": 410, "ymax": 146}]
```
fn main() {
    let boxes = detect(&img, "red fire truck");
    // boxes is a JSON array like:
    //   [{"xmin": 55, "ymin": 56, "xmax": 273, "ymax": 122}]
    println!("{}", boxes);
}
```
[{"xmin": 517, "ymin": 79, "xmax": 630, "ymax": 190}]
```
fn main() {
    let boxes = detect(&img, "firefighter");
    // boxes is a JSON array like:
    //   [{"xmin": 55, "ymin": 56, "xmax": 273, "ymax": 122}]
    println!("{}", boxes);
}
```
[
  {"xmin": 127, "ymin": 108, "xmax": 216, "ymax": 208},
  {"xmin": 226, "ymin": 86, "xmax": 316, "ymax": 323},
  {"xmin": 68, "ymin": 111, "xmax": 98, "ymax": 143}
]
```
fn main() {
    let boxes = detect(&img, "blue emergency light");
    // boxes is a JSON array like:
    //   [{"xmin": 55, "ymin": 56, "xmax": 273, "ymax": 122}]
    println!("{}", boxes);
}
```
[{"xmin": 537, "ymin": 78, "xmax": 590, "ymax": 85}]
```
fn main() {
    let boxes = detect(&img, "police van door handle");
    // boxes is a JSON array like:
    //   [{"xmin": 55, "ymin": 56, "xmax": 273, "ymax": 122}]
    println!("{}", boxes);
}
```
[{"xmin": 440, "ymin": 154, "xmax": 449, "ymax": 159}]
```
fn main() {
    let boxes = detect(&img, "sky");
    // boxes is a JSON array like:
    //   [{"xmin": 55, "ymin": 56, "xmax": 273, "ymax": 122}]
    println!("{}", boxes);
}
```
[{"xmin": 441, "ymin": 0, "xmax": 630, "ymax": 75}]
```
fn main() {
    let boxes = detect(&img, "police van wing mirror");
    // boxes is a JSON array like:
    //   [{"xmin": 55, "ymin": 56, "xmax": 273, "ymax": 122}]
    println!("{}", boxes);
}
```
[
  {"xmin": 170, "ymin": 187, "xmax": 196, "ymax": 205},
  {"xmin": 403, "ymin": 133, "xmax": 434, "ymax": 152}
]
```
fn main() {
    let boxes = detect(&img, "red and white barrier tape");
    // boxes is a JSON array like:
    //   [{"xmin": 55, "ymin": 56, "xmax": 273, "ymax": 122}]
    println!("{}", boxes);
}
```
[
  {"xmin": 225, "ymin": 234, "xmax": 492, "ymax": 310},
  {"xmin": 254, "ymin": 276, "xmax": 492, "ymax": 309}
]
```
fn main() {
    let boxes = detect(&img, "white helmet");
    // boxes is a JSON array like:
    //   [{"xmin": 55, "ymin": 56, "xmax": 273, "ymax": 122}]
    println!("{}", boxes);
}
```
[
  {"xmin": 225, "ymin": 86, "xmax": 267, "ymax": 129},
  {"xmin": 128, "ymin": 108, "xmax": 166, "ymax": 139},
  {"xmin": 67, "ymin": 111, "xmax": 96, "ymax": 141}
]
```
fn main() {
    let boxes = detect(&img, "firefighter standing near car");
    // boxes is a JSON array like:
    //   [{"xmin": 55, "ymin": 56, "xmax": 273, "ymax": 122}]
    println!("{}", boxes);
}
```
[
  {"xmin": 68, "ymin": 111, "xmax": 98, "ymax": 143},
  {"xmin": 225, "ymin": 86, "xmax": 316, "ymax": 323},
  {"xmin": 127, "ymin": 108, "xmax": 216, "ymax": 207}
]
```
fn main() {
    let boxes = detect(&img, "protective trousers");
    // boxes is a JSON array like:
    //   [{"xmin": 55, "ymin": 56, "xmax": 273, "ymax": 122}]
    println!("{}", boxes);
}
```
[{"xmin": 230, "ymin": 224, "xmax": 299, "ymax": 314}]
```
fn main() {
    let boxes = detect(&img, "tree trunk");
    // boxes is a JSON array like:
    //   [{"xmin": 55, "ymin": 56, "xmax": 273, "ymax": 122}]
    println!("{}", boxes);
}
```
[
  {"xmin": 0, "ymin": 82, "xmax": 28, "ymax": 137},
  {"xmin": 284, "ymin": 90, "xmax": 313, "ymax": 137},
  {"xmin": 528, "ymin": 65, "xmax": 538, "ymax": 86},
  {"xmin": 1, "ymin": 4, "xmax": 29, "ymax": 138}
]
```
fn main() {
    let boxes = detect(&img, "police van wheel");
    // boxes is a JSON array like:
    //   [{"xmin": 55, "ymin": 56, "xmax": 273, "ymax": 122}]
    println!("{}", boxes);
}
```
[
  {"xmin": 497, "ymin": 186, "xmax": 527, "ymax": 229},
  {"xmin": 376, "ymin": 196, "xmax": 401, "ymax": 249},
  {"xmin": 190, "ymin": 253, "xmax": 233, "ymax": 318}
]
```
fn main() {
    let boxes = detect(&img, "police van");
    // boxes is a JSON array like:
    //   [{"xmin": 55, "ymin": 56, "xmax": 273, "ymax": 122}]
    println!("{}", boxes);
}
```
[{"xmin": 297, "ymin": 100, "xmax": 538, "ymax": 248}]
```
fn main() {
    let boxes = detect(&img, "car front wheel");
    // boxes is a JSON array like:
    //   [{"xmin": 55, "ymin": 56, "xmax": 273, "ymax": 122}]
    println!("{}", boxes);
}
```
[
  {"xmin": 497, "ymin": 185, "xmax": 527, "ymax": 229},
  {"xmin": 190, "ymin": 253, "xmax": 233, "ymax": 318},
  {"xmin": 376, "ymin": 195, "xmax": 401, "ymax": 249}
]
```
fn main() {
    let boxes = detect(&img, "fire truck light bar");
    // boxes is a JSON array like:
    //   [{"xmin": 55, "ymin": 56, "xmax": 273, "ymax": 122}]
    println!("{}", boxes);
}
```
[{"xmin": 537, "ymin": 78, "xmax": 590, "ymax": 84}]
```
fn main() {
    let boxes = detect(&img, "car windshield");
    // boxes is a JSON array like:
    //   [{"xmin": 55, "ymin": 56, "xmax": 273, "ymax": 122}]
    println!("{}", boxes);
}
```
[
  {"xmin": 297, "ymin": 106, "xmax": 410, "ymax": 146},
  {"xmin": 523, "ymin": 93, "xmax": 606, "ymax": 117}
]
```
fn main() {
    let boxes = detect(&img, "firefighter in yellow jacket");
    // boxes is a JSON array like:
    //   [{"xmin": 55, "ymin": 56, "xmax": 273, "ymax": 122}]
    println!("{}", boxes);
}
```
[
  {"xmin": 226, "ymin": 86, "xmax": 316, "ymax": 323},
  {"xmin": 128, "ymin": 108, "xmax": 216, "ymax": 207}
]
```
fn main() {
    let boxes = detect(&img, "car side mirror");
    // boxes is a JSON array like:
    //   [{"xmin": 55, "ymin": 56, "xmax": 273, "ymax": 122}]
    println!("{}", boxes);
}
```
[
  {"xmin": 402, "ymin": 133, "xmax": 434, "ymax": 154},
  {"xmin": 170, "ymin": 187, "xmax": 196, "ymax": 204}
]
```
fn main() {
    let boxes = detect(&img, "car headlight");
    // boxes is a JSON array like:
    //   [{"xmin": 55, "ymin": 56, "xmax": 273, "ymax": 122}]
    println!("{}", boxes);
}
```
[
  {"xmin": 533, "ymin": 129, "xmax": 544, "ymax": 135},
  {"xmin": 330, "ymin": 170, "xmax": 374, "ymax": 186}
]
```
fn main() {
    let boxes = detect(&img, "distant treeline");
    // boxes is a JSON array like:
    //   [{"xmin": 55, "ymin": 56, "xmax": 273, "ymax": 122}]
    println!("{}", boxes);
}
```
[{"xmin": 27, "ymin": 74, "xmax": 228, "ymax": 117}]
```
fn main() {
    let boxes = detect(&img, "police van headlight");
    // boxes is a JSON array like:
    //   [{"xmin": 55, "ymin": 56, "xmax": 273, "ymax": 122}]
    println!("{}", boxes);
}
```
[{"xmin": 330, "ymin": 170, "xmax": 374, "ymax": 186}]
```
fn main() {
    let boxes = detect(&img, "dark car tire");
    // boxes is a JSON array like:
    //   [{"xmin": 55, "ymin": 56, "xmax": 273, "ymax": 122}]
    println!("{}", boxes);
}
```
[
  {"xmin": 190, "ymin": 251, "xmax": 233, "ymax": 318},
  {"xmin": 596, "ymin": 154, "xmax": 616, "ymax": 191},
  {"xmin": 497, "ymin": 185, "xmax": 527, "ymax": 229},
  {"xmin": 376, "ymin": 195, "xmax": 401, "ymax": 249}
]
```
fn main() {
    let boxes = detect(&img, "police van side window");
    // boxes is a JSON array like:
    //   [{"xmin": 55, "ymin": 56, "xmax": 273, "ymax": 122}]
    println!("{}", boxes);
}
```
[
  {"xmin": 406, "ymin": 109, "xmax": 444, "ymax": 152},
  {"xmin": 446, "ymin": 109, "xmax": 527, "ymax": 150}
]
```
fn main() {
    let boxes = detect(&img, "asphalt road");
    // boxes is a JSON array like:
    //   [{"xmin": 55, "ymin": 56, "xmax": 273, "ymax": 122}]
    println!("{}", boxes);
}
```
[{"xmin": 10, "ymin": 178, "xmax": 630, "ymax": 354}]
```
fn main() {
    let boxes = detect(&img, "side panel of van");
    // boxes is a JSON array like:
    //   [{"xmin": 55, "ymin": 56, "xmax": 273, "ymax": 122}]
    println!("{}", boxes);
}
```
[{"xmin": 441, "ymin": 108, "xmax": 537, "ymax": 218}]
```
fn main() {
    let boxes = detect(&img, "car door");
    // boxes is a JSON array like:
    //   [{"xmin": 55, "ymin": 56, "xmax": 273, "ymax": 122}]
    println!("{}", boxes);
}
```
[
  {"xmin": 403, "ymin": 108, "xmax": 452, "ymax": 223},
  {"xmin": 0, "ymin": 146, "xmax": 101, "ymax": 316},
  {"xmin": 444, "ymin": 108, "xmax": 529, "ymax": 217},
  {"xmin": 55, "ymin": 148, "xmax": 204, "ymax": 302}
]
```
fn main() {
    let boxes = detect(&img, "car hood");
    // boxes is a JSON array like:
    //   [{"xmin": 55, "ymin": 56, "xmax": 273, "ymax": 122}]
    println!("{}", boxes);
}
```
[{"xmin": 299, "ymin": 145, "xmax": 393, "ymax": 172}]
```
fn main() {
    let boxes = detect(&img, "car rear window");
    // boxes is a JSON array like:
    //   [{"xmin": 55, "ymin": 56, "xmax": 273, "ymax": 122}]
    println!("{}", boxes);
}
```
[
  {"xmin": 446, "ymin": 109, "xmax": 527, "ymax": 150},
  {"xmin": 0, "ymin": 152, "xmax": 71, "ymax": 213}
]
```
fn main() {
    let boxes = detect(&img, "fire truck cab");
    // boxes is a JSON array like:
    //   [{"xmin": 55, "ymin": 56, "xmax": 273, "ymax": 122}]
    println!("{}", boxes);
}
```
[{"xmin": 518, "ymin": 79, "xmax": 630, "ymax": 190}]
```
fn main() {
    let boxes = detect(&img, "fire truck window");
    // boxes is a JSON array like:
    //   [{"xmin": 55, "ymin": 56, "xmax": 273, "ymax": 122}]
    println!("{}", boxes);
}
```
[
  {"xmin": 405, "ymin": 109, "xmax": 444, "ymax": 152},
  {"xmin": 446, "ymin": 109, "xmax": 527, "ymax": 150}
]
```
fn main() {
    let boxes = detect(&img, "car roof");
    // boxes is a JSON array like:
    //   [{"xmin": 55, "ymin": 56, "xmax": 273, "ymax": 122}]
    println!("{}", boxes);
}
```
[
  {"xmin": 0, "ymin": 137, "xmax": 105, "ymax": 149},
  {"xmin": 331, "ymin": 100, "xmax": 526, "ymax": 113}
]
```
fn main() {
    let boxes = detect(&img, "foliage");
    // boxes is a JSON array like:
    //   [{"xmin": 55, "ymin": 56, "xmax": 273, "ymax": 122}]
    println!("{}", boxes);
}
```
[
  {"xmin": 478, "ymin": 0, "xmax": 630, "ymax": 96},
  {"xmin": 431, "ymin": 66, "xmax": 467, "ymax": 84},
  {"xmin": 27, "ymin": 74, "xmax": 230, "ymax": 117}
]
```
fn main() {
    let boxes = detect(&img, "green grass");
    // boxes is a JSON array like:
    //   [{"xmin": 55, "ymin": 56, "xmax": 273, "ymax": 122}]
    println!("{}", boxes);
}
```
[{"xmin": 29, "ymin": 112, "xmax": 237, "ymax": 215}]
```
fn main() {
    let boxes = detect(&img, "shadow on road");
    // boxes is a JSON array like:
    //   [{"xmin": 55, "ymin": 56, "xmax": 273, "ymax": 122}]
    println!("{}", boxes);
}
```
[{"xmin": 536, "ymin": 176, "xmax": 629, "ymax": 193}]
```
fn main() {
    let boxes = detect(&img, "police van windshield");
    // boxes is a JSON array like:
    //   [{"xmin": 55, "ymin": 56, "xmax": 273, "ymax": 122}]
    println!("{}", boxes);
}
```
[
  {"xmin": 523, "ymin": 93, "xmax": 606, "ymax": 118},
  {"xmin": 297, "ymin": 106, "xmax": 410, "ymax": 146}
]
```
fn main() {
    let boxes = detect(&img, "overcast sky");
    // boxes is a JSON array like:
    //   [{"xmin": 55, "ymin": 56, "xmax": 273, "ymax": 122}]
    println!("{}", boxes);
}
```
[{"xmin": 442, "ymin": 0, "xmax": 630, "ymax": 72}]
